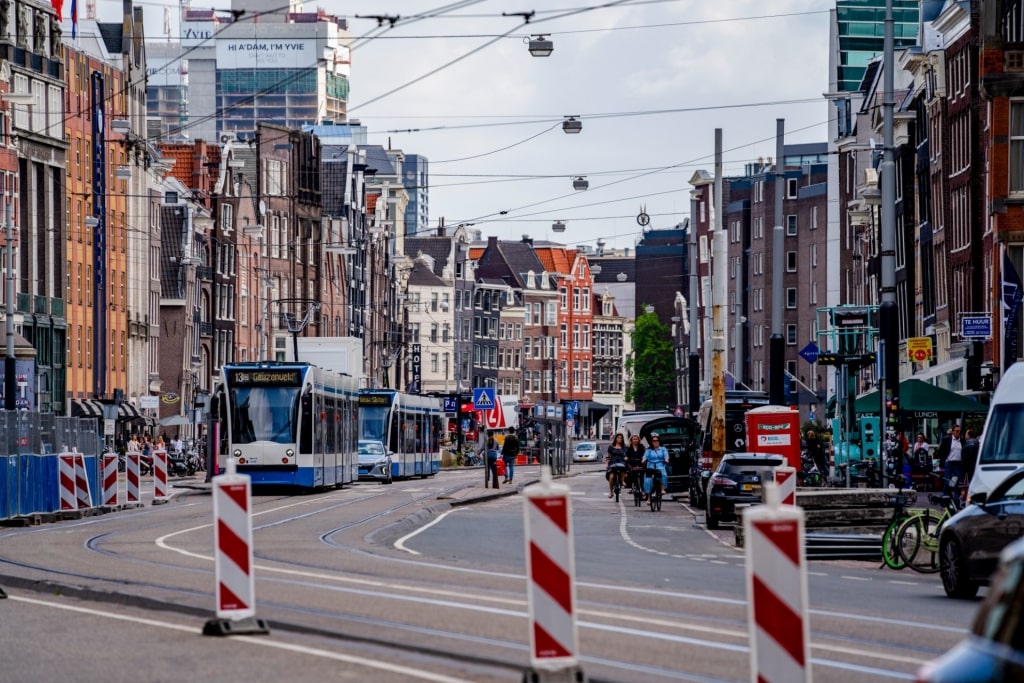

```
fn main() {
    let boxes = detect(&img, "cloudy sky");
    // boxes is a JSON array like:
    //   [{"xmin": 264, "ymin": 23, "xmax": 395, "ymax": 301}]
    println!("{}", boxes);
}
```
[{"xmin": 121, "ymin": 0, "xmax": 834, "ymax": 250}]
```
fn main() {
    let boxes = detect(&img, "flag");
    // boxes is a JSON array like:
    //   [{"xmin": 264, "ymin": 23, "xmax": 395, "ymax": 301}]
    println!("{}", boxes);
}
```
[
  {"xmin": 70, "ymin": 0, "xmax": 77, "ymax": 39},
  {"xmin": 51, "ymin": 0, "xmax": 62, "ymax": 21},
  {"xmin": 1003, "ymin": 249, "xmax": 1024, "ymax": 370}
]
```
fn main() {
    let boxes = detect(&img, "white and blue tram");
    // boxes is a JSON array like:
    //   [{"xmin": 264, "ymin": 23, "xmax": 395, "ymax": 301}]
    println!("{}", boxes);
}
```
[
  {"xmin": 216, "ymin": 362, "xmax": 360, "ymax": 489},
  {"xmin": 358, "ymin": 390, "xmax": 444, "ymax": 479}
]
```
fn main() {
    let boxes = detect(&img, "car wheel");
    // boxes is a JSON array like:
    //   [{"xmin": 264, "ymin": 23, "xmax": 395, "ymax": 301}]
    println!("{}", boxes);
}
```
[
  {"xmin": 705, "ymin": 501, "xmax": 720, "ymax": 530},
  {"xmin": 940, "ymin": 537, "xmax": 978, "ymax": 599}
]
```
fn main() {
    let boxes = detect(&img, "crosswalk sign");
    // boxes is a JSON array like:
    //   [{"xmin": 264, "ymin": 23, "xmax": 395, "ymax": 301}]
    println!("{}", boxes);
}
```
[{"xmin": 472, "ymin": 387, "xmax": 496, "ymax": 411}]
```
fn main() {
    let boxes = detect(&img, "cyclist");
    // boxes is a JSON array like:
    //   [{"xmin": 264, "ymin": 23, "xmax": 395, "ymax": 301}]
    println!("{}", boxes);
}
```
[
  {"xmin": 642, "ymin": 433, "xmax": 669, "ymax": 499},
  {"xmin": 605, "ymin": 433, "xmax": 628, "ymax": 498},
  {"xmin": 624, "ymin": 434, "xmax": 646, "ymax": 498}
]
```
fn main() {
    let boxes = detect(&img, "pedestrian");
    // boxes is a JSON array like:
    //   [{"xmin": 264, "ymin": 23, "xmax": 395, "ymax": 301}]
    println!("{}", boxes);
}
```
[
  {"xmin": 936, "ymin": 424, "xmax": 965, "ymax": 497},
  {"xmin": 481, "ymin": 432, "xmax": 499, "ymax": 489},
  {"xmin": 805, "ymin": 429, "xmax": 828, "ymax": 478},
  {"xmin": 171, "ymin": 434, "xmax": 183, "ymax": 457},
  {"xmin": 501, "ymin": 426, "xmax": 519, "ymax": 484},
  {"xmin": 962, "ymin": 428, "xmax": 980, "ymax": 483}
]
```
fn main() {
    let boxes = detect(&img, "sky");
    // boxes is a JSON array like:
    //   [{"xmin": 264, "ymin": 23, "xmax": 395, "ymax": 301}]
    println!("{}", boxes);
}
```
[{"xmin": 107, "ymin": 0, "xmax": 834, "ymax": 251}]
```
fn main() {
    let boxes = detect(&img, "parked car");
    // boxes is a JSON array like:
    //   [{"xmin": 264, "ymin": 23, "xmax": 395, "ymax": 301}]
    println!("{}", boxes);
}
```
[
  {"xmin": 357, "ymin": 439, "xmax": 393, "ymax": 484},
  {"xmin": 572, "ymin": 442, "xmax": 601, "ymax": 462},
  {"xmin": 917, "ymin": 537, "xmax": 1024, "ymax": 682},
  {"xmin": 638, "ymin": 417, "xmax": 698, "ymax": 494},
  {"xmin": 939, "ymin": 466, "xmax": 1024, "ymax": 599},
  {"xmin": 705, "ymin": 452, "xmax": 785, "ymax": 529}
]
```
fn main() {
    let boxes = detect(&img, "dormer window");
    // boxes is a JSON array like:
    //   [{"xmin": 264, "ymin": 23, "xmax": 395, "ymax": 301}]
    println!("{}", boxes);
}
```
[
  {"xmin": 540, "ymin": 271, "xmax": 550, "ymax": 289},
  {"xmin": 526, "ymin": 270, "xmax": 535, "ymax": 288}
]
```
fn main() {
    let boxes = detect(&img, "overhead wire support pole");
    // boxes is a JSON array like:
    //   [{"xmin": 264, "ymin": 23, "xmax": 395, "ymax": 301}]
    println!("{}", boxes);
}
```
[
  {"xmin": 880, "ymin": 0, "xmax": 900, "ymax": 480},
  {"xmin": 4, "ymin": 197, "xmax": 14, "ymax": 410},
  {"xmin": 688, "ymin": 191, "xmax": 700, "ymax": 417},
  {"xmin": 770, "ymin": 119, "xmax": 786, "ymax": 406},
  {"xmin": 711, "ymin": 129, "xmax": 726, "ymax": 464}
]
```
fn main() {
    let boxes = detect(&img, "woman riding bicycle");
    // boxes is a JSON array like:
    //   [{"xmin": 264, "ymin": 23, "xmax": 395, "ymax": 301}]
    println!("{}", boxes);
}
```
[
  {"xmin": 606, "ymin": 434, "xmax": 628, "ymax": 498},
  {"xmin": 642, "ymin": 434, "xmax": 669, "ymax": 498},
  {"xmin": 624, "ymin": 434, "xmax": 646, "ymax": 494}
]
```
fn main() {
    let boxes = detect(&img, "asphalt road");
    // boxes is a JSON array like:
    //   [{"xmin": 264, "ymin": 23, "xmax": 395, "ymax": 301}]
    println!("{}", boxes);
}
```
[{"xmin": 0, "ymin": 463, "xmax": 979, "ymax": 683}]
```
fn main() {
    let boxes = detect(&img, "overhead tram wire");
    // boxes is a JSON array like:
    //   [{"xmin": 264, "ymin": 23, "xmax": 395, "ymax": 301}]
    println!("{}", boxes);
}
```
[{"xmin": 429, "ymin": 122, "xmax": 562, "ymax": 164}]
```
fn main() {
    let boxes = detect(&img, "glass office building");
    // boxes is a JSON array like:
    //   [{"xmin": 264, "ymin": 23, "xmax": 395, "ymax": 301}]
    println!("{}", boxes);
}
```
[{"xmin": 835, "ymin": 0, "xmax": 921, "ymax": 92}]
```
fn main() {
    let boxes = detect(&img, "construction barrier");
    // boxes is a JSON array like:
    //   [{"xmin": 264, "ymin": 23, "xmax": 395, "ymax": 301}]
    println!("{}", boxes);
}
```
[
  {"xmin": 101, "ymin": 452, "xmax": 118, "ymax": 507},
  {"xmin": 774, "ymin": 466, "xmax": 797, "ymax": 506},
  {"xmin": 73, "ymin": 452, "xmax": 92, "ymax": 509},
  {"xmin": 203, "ymin": 458, "xmax": 269, "ymax": 636},
  {"xmin": 153, "ymin": 448, "xmax": 169, "ymax": 502},
  {"xmin": 744, "ymin": 481, "xmax": 810, "ymax": 683},
  {"xmin": 522, "ymin": 466, "xmax": 582, "ymax": 681},
  {"xmin": 125, "ymin": 452, "xmax": 140, "ymax": 503},
  {"xmin": 58, "ymin": 453, "xmax": 77, "ymax": 511}
]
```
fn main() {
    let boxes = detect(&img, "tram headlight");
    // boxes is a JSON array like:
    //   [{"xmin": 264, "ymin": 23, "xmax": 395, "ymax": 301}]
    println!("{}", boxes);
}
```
[
  {"xmin": 233, "ymin": 449, "xmax": 241, "ymax": 457},
  {"xmin": 285, "ymin": 448, "xmax": 294, "ymax": 458}
]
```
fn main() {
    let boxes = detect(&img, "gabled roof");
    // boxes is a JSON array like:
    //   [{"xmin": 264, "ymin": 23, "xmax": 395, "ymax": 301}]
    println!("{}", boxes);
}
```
[
  {"xmin": 494, "ymin": 240, "xmax": 548, "ymax": 289},
  {"xmin": 534, "ymin": 245, "xmax": 574, "ymax": 276},
  {"xmin": 159, "ymin": 205, "xmax": 188, "ymax": 300},
  {"xmin": 407, "ymin": 259, "xmax": 446, "ymax": 287},
  {"xmin": 404, "ymin": 237, "xmax": 451, "ymax": 277}
]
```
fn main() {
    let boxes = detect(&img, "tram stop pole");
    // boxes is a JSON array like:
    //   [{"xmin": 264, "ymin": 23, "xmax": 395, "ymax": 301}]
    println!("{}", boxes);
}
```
[{"xmin": 522, "ymin": 466, "xmax": 586, "ymax": 683}]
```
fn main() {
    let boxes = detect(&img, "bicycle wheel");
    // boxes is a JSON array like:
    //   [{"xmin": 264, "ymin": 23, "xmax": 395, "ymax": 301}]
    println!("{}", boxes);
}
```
[
  {"xmin": 654, "ymin": 492, "xmax": 662, "ymax": 512},
  {"xmin": 803, "ymin": 472, "xmax": 825, "ymax": 488},
  {"xmin": 881, "ymin": 517, "xmax": 908, "ymax": 570},
  {"xmin": 633, "ymin": 482, "xmax": 642, "ymax": 507},
  {"xmin": 614, "ymin": 482, "xmax": 621, "ymax": 503},
  {"xmin": 897, "ymin": 510, "xmax": 943, "ymax": 573}
]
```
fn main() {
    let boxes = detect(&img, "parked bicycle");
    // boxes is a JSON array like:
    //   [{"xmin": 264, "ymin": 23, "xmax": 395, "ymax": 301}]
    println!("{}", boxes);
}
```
[
  {"xmin": 896, "ymin": 481, "xmax": 964, "ymax": 574},
  {"xmin": 880, "ymin": 477, "xmax": 920, "ymax": 570},
  {"xmin": 799, "ymin": 454, "xmax": 827, "ymax": 488}
]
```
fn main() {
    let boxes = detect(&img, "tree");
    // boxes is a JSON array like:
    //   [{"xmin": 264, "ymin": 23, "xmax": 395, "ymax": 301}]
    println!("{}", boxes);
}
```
[{"xmin": 625, "ymin": 308, "xmax": 675, "ymax": 410}]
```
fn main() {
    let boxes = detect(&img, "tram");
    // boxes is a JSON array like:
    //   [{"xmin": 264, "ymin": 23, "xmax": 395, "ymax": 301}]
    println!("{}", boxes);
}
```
[
  {"xmin": 215, "ymin": 362, "xmax": 361, "ymax": 489},
  {"xmin": 358, "ymin": 390, "xmax": 444, "ymax": 479}
]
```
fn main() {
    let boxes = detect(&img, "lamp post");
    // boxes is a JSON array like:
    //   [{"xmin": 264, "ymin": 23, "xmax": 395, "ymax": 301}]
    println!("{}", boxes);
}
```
[{"xmin": 2, "ymin": 92, "xmax": 32, "ymax": 410}]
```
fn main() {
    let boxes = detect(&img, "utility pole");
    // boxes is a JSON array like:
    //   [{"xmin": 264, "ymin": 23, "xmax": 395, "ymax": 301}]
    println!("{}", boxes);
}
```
[
  {"xmin": 711, "ymin": 129, "xmax": 726, "ymax": 463},
  {"xmin": 688, "ymin": 191, "xmax": 700, "ymax": 417},
  {"xmin": 770, "ymin": 119, "xmax": 786, "ymax": 405},
  {"xmin": 880, "ymin": 0, "xmax": 900, "ymax": 479},
  {"xmin": 4, "ymin": 197, "xmax": 14, "ymax": 410}
]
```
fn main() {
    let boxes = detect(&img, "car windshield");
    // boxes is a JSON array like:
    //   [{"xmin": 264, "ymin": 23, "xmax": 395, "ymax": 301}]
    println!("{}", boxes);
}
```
[
  {"xmin": 979, "ymin": 403, "xmax": 1024, "ymax": 465},
  {"xmin": 577, "ymin": 444, "xmax": 596, "ymax": 451},
  {"xmin": 359, "ymin": 442, "xmax": 384, "ymax": 456}
]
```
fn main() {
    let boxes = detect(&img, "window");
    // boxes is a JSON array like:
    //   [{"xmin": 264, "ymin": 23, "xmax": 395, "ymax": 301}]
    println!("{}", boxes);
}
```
[
  {"xmin": 572, "ymin": 288, "xmax": 580, "ymax": 311},
  {"xmin": 786, "ymin": 215, "xmax": 797, "ymax": 236},
  {"xmin": 786, "ymin": 288, "xmax": 797, "ymax": 309},
  {"xmin": 786, "ymin": 324, "xmax": 797, "ymax": 345},
  {"xmin": 545, "ymin": 302, "xmax": 557, "ymax": 325},
  {"xmin": 1012, "ymin": 101, "xmax": 1024, "ymax": 193},
  {"xmin": 582, "ymin": 288, "xmax": 590, "ymax": 311},
  {"xmin": 786, "ymin": 177, "xmax": 798, "ymax": 199},
  {"xmin": 786, "ymin": 251, "xmax": 797, "ymax": 272},
  {"xmin": 560, "ymin": 286, "xmax": 568, "ymax": 310},
  {"xmin": 810, "ymin": 206, "xmax": 818, "ymax": 230}
]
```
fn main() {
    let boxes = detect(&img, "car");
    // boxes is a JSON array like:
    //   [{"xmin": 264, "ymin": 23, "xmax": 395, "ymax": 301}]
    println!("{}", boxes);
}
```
[
  {"xmin": 572, "ymin": 441, "xmax": 601, "ymax": 462},
  {"xmin": 705, "ymin": 452, "xmax": 785, "ymax": 529},
  {"xmin": 939, "ymin": 465, "xmax": 1024, "ymax": 599},
  {"xmin": 357, "ymin": 439, "xmax": 393, "ymax": 484},
  {"xmin": 638, "ymin": 417, "xmax": 699, "ymax": 494},
  {"xmin": 917, "ymin": 537, "xmax": 1024, "ymax": 682},
  {"xmin": 968, "ymin": 362, "xmax": 1024, "ymax": 503}
]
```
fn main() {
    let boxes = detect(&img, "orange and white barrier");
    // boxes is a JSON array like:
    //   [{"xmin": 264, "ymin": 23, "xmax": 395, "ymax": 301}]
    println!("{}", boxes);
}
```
[
  {"xmin": 125, "ymin": 452, "xmax": 140, "ymax": 503},
  {"xmin": 73, "ymin": 452, "xmax": 92, "ymax": 509},
  {"xmin": 522, "ymin": 467, "xmax": 581, "ymax": 678},
  {"xmin": 774, "ymin": 466, "xmax": 797, "ymax": 506},
  {"xmin": 744, "ymin": 481, "xmax": 810, "ymax": 683},
  {"xmin": 101, "ymin": 452, "xmax": 119, "ymax": 507},
  {"xmin": 204, "ymin": 458, "xmax": 269, "ymax": 636},
  {"xmin": 153, "ymin": 448, "xmax": 169, "ymax": 501}
]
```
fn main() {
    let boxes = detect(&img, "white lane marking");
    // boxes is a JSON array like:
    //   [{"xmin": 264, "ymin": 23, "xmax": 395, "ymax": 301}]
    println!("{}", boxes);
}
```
[
  {"xmin": 7, "ymin": 595, "xmax": 473, "ymax": 683},
  {"xmin": 842, "ymin": 576, "xmax": 872, "ymax": 581},
  {"xmin": 394, "ymin": 509, "xmax": 459, "ymax": 556}
]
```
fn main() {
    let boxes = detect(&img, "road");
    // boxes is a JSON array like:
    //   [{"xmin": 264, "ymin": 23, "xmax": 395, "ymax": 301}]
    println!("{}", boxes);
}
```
[{"xmin": 0, "ymin": 463, "xmax": 978, "ymax": 682}]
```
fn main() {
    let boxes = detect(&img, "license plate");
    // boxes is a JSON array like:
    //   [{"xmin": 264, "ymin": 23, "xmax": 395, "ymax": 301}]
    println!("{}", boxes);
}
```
[
  {"xmin": 244, "ymin": 456, "xmax": 260, "ymax": 465},
  {"xmin": 742, "ymin": 484, "xmax": 760, "ymax": 493}
]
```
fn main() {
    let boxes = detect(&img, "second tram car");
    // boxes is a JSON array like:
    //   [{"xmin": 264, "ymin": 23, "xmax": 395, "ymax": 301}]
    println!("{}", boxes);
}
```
[
  {"xmin": 216, "ymin": 362, "xmax": 361, "ymax": 489},
  {"xmin": 358, "ymin": 390, "xmax": 444, "ymax": 479}
]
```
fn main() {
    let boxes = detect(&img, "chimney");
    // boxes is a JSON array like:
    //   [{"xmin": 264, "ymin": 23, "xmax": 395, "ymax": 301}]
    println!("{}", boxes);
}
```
[
  {"xmin": 487, "ymin": 235, "xmax": 498, "ymax": 248},
  {"xmin": 521, "ymin": 235, "xmax": 533, "ymax": 246}
]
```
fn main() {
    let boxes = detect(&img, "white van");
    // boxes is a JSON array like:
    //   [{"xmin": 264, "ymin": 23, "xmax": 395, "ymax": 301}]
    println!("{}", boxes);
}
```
[{"xmin": 967, "ymin": 362, "xmax": 1024, "ymax": 501}]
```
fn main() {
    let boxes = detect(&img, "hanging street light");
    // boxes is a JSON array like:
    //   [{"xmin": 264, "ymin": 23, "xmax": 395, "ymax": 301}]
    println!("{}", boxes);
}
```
[
  {"xmin": 572, "ymin": 176, "xmax": 589, "ymax": 191},
  {"xmin": 552, "ymin": 220, "xmax": 566, "ymax": 233},
  {"xmin": 562, "ymin": 116, "xmax": 582, "ymax": 134},
  {"xmin": 528, "ymin": 35, "xmax": 553, "ymax": 57}
]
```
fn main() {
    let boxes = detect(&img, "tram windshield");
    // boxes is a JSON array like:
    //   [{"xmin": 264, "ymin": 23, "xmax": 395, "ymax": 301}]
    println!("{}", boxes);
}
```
[
  {"xmin": 230, "ymin": 385, "xmax": 301, "ymax": 445},
  {"xmin": 359, "ymin": 405, "xmax": 389, "ymax": 444}
]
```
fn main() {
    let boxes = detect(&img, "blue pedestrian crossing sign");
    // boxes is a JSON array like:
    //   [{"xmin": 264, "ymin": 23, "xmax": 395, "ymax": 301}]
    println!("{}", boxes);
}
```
[{"xmin": 472, "ymin": 387, "xmax": 496, "ymax": 411}]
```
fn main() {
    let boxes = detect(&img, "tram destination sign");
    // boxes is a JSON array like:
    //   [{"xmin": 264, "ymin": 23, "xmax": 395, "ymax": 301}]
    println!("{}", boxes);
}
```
[{"xmin": 229, "ymin": 369, "xmax": 302, "ymax": 386}]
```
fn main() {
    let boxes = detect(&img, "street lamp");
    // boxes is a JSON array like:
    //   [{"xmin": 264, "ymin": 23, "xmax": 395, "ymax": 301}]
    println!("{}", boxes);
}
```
[
  {"xmin": 562, "ymin": 116, "xmax": 582, "ymax": 134},
  {"xmin": 528, "ymin": 35, "xmax": 553, "ymax": 57},
  {"xmin": 572, "ymin": 176, "xmax": 589, "ymax": 191},
  {"xmin": 552, "ymin": 220, "xmax": 566, "ymax": 233}
]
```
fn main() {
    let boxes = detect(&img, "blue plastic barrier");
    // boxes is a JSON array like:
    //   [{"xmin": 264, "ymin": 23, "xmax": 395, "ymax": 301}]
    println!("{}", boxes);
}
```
[{"xmin": 1, "ymin": 455, "xmax": 12, "ymax": 519}]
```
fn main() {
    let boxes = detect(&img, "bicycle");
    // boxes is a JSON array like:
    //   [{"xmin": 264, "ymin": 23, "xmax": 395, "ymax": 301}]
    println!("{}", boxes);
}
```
[
  {"xmin": 629, "ymin": 466, "xmax": 644, "ymax": 507},
  {"xmin": 646, "ymin": 468, "xmax": 663, "ymax": 512},
  {"xmin": 895, "ymin": 485, "xmax": 963, "ymax": 573},
  {"xmin": 607, "ymin": 463, "xmax": 627, "ymax": 503},
  {"xmin": 879, "ymin": 481, "xmax": 920, "ymax": 570}
]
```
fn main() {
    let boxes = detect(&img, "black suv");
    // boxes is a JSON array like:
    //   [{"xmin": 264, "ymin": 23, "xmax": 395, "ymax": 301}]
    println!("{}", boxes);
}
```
[{"xmin": 705, "ymin": 452, "xmax": 784, "ymax": 529}]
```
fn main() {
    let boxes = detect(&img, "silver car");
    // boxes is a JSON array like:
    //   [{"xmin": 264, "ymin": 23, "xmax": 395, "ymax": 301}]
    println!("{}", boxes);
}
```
[
  {"xmin": 573, "ymin": 441, "xmax": 601, "ymax": 462},
  {"xmin": 358, "ymin": 439, "xmax": 393, "ymax": 484}
]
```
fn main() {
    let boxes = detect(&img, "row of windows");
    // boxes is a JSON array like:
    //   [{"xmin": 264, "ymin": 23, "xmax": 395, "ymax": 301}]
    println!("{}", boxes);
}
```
[{"xmin": 558, "ymin": 286, "xmax": 592, "ymax": 312}]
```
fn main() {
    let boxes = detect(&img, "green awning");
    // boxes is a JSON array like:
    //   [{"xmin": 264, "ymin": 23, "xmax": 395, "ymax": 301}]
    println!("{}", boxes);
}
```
[{"xmin": 853, "ymin": 379, "xmax": 986, "ymax": 417}]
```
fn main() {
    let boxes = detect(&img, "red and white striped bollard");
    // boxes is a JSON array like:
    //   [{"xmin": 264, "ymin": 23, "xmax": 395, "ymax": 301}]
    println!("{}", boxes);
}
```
[
  {"xmin": 203, "ymin": 458, "xmax": 269, "ymax": 636},
  {"xmin": 58, "ymin": 453, "xmax": 77, "ymax": 511},
  {"xmin": 153, "ymin": 448, "xmax": 169, "ymax": 503},
  {"xmin": 125, "ymin": 452, "xmax": 140, "ymax": 504},
  {"xmin": 73, "ymin": 451, "xmax": 92, "ymax": 510},
  {"xmin": 774, "ymin": 466, "xmax": 797, "ymax": 506},
  {"xmin": 745, "ymin": 480, "xmax": 810, "ymax": 683},
  {"xmin": 522, "ymin": 466, "xmax": 582, "ymax": 680},
  {"xmin": 101, "ymin": 452, "xmax": 119, "ymax": 507}
]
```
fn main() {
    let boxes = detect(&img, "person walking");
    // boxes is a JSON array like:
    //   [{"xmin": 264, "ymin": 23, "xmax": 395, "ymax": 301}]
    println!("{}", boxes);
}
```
[
  {"xmin": 937, "ymin": 424, "xmax": 964, "ymax": 497},
  {"xmin": 480, "ymin": 433, "xmax": 499, "ymax": 489},
  {"xmin": 962, "ymin": 428, "xmax": 980, "ymax": 483},
  {"xmin": 501, "ymin": 427, "xmax": 520, "ymax": 484}
]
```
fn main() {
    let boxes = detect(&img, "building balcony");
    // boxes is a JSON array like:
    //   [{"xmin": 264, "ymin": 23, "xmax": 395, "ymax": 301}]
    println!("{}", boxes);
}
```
[{"xmin": 15, "ymin": 294, "xmax": 62, "ymax": 317}]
